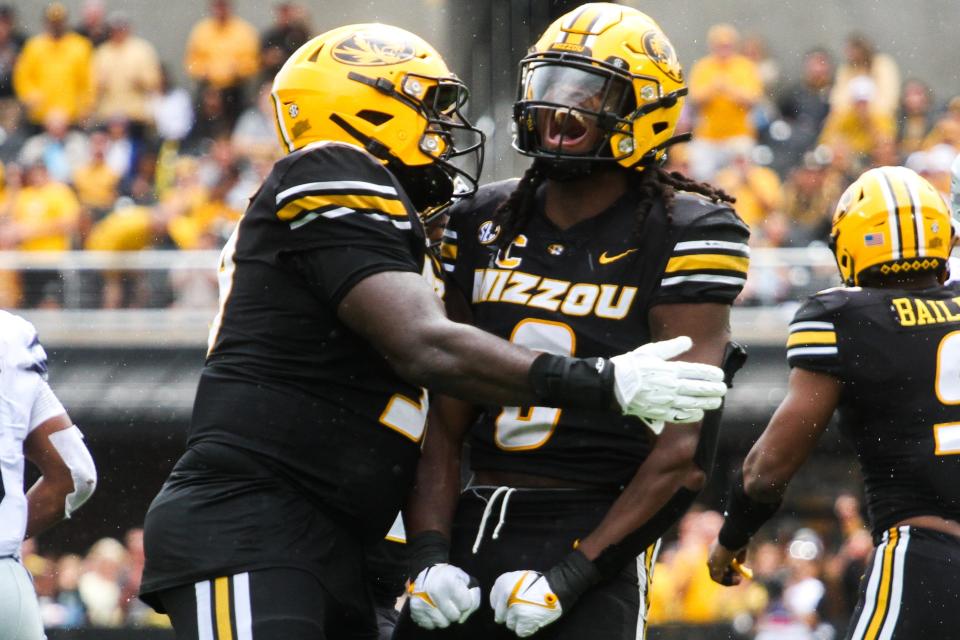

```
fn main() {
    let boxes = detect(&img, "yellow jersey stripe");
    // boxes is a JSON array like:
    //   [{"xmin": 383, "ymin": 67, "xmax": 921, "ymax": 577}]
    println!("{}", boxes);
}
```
[
  {"xmin": 665, "ymin": 254, "xmax": 750, "ymax": 274},
  {"xmin": 644, "ymin": 542, "xmax": 656, "ymax": 591},
  {"xmin": 214, "ymin": 576, "xmax": 233, "ymax": 640},
  {"xmin": 786, "ymin": 331, "xmax": 837, "ymax": 348},
  {"xmin": 276, "ymin": 193, "xmax": 407, "ymax": 221},
  {"xmin": 864, "ymin": 528, "xmax": 899, "ymax": 639}
]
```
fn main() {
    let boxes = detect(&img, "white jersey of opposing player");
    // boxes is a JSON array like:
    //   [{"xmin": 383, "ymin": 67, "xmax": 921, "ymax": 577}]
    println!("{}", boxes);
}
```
[
  {"xmin": 948, "ymin": 256, "xmax": 960, "ymax": 286},
  {"xmin": 0, "ymin": 311, "xmax": 64, "ymax": 558}
]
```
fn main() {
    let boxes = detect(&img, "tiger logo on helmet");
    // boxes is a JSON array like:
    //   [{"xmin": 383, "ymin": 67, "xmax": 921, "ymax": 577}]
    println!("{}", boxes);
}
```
[
  {"xmin": 512, "ymin": 3, "xmax": 687, "ymax": 171},
  {"xmin": 271, "ymin": 23, "xmax": 484, "ymax": 211},
  {"xmin": 831, "ymin": 166, "xmax": 954, "ymax": 286}
]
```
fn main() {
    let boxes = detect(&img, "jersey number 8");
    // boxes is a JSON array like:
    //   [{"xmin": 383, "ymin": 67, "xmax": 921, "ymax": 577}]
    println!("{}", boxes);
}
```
[{"xmin": 495, "ymin": 319, "xmax": 576, "ymax": 450}]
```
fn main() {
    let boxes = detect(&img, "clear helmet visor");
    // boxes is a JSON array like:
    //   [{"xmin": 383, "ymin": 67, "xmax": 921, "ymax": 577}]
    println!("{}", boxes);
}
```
[{"xmin": 519, "ymin": 63, "xmax": 634, "ymax": 156}]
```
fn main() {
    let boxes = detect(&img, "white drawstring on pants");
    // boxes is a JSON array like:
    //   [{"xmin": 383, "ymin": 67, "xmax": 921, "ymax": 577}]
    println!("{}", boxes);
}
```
[{"xmin": 471, "ymin": 486, "xmax": 517, "ymax": 554}]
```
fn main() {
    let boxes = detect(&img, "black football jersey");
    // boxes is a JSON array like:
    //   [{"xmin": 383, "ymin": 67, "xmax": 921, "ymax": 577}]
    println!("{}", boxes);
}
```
[
  {"xmin": 191, "ymin": 141, "xmax": 442, "ymax": 536},
  {"xmin": 787, "ymin": 283, "xmax": 960, "ymax": 536},
  {"xmin": 442, "ymin": 179, "xmax": 750, "ymax": 488}
]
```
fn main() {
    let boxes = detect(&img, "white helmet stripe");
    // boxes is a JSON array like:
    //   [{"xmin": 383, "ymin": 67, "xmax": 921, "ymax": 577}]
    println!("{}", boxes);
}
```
[
  {"xmin": 876, "ymin": 167, "xmax": 902, "ymax": 261},
  {"xmin": 897, "ymin": 166, "xmax": 925, "ymax": 258}
]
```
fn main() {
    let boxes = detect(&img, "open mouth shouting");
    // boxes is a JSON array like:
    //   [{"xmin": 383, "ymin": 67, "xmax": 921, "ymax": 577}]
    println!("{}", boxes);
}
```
[{"xmin": 539, "ymin": 108, "xmax": 600, "ymax": 153}]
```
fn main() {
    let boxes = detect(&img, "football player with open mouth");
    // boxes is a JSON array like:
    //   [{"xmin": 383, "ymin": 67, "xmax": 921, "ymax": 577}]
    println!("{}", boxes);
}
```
[{"xmin": 396, "ymin": 3, "xmax": 749, "ymax": 639}]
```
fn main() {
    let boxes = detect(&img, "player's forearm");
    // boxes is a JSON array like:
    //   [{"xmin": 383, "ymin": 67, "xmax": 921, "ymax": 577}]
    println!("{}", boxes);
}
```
[
  {"xmin": 577, "ymin": 427, "xmax": 704, "ymax": 560},
  {"xmin": 406, "ymin": 429, "xmax": 463, "ymax": 539},
  {"xmin": 25, "ymin": 476, "xmax": 73, "ymax": 538},
  {"xmin": 742, "ymin": 445, "xmax": 794, "ymax": 502},
  {"xmin": 394, "ymin": 320, "xmax": 541, "ymax": 407}
]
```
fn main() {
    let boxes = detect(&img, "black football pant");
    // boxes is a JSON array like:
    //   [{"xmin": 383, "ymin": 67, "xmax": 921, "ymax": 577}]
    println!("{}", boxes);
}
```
[
  {"xmin": 846, "ymin": 525, "xmax": 960, "ymax": 639},
  {"xmin": 157, "ymin": 567, "xmax": 379, "ymax": 640}
]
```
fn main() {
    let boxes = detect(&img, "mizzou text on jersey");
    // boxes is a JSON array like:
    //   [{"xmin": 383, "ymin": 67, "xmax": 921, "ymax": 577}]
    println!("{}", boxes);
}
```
[{"xmin": 441, "ymin": 179, "xmax": 748, "ymax": 489}]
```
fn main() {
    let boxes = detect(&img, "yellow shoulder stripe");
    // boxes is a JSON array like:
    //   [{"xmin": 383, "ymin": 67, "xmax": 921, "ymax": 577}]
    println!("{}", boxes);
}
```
[
  {"xmin": 786, "ymin": 331, "xmax": 837, "ymax": 348},
  {"xmin": 665, "ymin": 254, "xmax": 750, "ymax": 274},
  {"xmin": 277, "ymin": 193, "xmax": 407, "ymax": 221}
]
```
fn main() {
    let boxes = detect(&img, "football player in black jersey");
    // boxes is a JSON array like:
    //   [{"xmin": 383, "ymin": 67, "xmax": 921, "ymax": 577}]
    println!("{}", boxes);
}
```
[
  {"xmin": 708, "ymin": 166, "xmax": 960, "ymax": 639},
  {"xmin": 395, "ymin": 5, "xmax": 749, "ymax": 639},
  {"xmin": 138, "ymin": 22, "xmax": 731, "ymax": 640}
]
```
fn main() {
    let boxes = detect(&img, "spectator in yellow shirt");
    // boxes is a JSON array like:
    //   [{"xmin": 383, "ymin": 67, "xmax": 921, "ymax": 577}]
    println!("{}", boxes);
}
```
[
  {"xmin": 922, "ymin": 96, "xmax": 960, "ymax": 150},
  {"xmin": 73, "ymin": 129, "xmax": 120, "ymax": 218},
  {"xmin": 13, "ymin": 3, "xmax": 93, "ymax": 126},
  {"xmin": 0, "ymin": 160, "xmax": 18, "ymax": 306},
  {"xmin": 166, "ymin": 162, "xmax": 242, "ymax": 249},
  {"xmin": 830, "ymin": 33, "xmax": 900, "ymax": 119},
  {"xmin": 92, "ymin": 13, "xmax": 161, "ymax": 137},
  {"xmin": 0, "ymin": 162, "xmax": 80, "ymax": 307},
  {"xmin": 84, "ymin": 201, "xmax": 168, "ymax": 308},
  {"xmin": 688, "ymin": 23, "xmax": 764, "ymax": 180},
  {"xmin": 713, "ymin": 151, "xmax": 782, "ymax": 229},
  {"xmin": 184, "ymin": 0, "xmax": 259, "ymax": 124},
  {"xmin": 819, "ymin": 76, "xmax": 895, "ymax": 161}
]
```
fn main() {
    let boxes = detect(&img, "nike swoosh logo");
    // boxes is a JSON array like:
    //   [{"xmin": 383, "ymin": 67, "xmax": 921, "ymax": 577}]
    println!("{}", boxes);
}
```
[{"xmin": 598, "ymin": 249, "xmax": 638, "ymax": 265}]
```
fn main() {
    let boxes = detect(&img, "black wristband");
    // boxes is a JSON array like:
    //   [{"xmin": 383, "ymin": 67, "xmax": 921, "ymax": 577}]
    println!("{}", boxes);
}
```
[
  {"xmin": 528, "ymin": 353, "xmax": 615, "ymax": 411},
  {"xmin": 717, "ymin": 469, "xmax": 782, "ymax": 550},
  {"xmin": 543, "ymin": 549, "xmax": 601, "ymax": 610},
  {"xmin": 407, "ymin": 530, "xmax": 450, "ymax": 578}
]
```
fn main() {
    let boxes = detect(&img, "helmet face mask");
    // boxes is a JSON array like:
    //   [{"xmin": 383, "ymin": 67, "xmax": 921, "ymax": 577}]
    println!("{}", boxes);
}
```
[
  {"xmin": 271, "ymin": 24, "xmax": 484, "ymax": 212},
  {"xmin": 516, "ymin": 58, "xmax": 636, "ymax": 161},
  {"xmin": 512, "ymin": 3, "xmax": 687, "ymax": 172},
  {"xmin": 830, "ymin": 166, "xmax": 954, "ymax": 286}
]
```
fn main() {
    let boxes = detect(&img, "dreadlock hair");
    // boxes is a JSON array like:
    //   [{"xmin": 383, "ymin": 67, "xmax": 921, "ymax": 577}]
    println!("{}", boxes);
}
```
[
  {"xmin": 491, "ymin": 159, "xmax": 735, "ymax": 250},
  {"xmin": 491, "ymin": 161, "xmax": 548, "ymax": 251},
  {"xmin": 630, "ymin": 163, "xmax": 735, "ymax": 237}
]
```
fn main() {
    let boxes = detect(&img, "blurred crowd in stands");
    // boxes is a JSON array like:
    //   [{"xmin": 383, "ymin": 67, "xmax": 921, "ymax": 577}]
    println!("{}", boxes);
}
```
[
  {"xmin": 648, "ymin": 494, "xmax": 872, "ymax": 639},
  {"xmin": 0, "ymin": 0, "xmax": 303, "ymax": 308},
  {"xmin": 21, "ymin": 528, "xmax": 171, "ymax": 630},
  {"xmin": 0, "ymin": 3, "xmax": 958, "ymax": 309}
]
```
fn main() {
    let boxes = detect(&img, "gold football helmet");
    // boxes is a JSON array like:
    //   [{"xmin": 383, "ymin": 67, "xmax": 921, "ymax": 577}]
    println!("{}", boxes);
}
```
[
  {"xmin": 831, "ymin": 166, "xmax": 953, "ymax": 285},
  {"xmin": 271, "ymin": 23, "xmax": 483, "ymax": 208},
  {"xmin": 513, "ymin": 3, "xmax": 686, "ymax": 169}
]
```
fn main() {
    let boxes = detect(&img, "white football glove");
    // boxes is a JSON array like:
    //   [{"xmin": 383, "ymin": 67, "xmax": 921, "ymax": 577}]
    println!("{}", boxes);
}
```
[
  {"xmin": 610, "ymin": 336, "xmax": 727, "ymax": 434},
  {"xmin": 490, "ymin": 570, "xmax": 562, "ymax": 638},
  {"xmin": 408, "ymin": 563, "xmax": 481, "ymax": 630}
]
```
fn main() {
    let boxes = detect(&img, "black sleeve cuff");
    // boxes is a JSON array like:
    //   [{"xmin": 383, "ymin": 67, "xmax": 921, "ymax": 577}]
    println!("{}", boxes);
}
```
[
  {"xmin": 528, "ymin": 354, "xmax": 615, "ymax": 411},
  {"xmin": 407, "ymin": 530, "xmax": 450, "ymax": 578},
  {"xmin": 544, "ymin": 550, "xmax": 601, "ymax": 610},
  {"xmin": 718, "ymin": 469, "xmax": 782, "ymax": 550}
]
